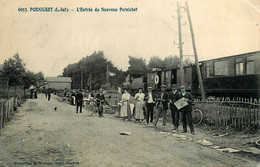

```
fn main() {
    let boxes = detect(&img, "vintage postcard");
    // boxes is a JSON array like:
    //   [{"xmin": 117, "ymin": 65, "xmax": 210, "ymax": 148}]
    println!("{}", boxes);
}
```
[{"xmin": 0, "ymin": 0, "xmax": 259, "ymax": 166}]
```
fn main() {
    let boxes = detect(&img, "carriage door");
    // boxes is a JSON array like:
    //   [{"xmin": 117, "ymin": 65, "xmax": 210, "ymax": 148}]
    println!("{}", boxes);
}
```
[
  {"xmin": 157, "ymin": 71, "xmax": 162, "ymax": 89},
  {"xmin": 171, "ymin": 69, "xmax": 177, "ymax": 85}
]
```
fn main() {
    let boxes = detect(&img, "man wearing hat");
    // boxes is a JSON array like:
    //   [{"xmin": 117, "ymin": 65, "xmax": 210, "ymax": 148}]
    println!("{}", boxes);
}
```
[
  {"xmin": 95, "ymin": 88, "xmax": 106, "ymax": 117},
  {"xmin": 168, "ymin": 84, "xmax": 180, "ymax": 130},
  {"xmin": 144, "ymin": 87, "xmax": 157, "ymax": 124},
  {"xmin": 154, "ymin": 85, "xmax": 169, "ymax": 127},
  {"xmin": 76, "ymin": 89, "xmax": 84, "ymax": 113},
  {"xmin": 179, "ymin": 85, "xmax": 195, "ymax": 134}
]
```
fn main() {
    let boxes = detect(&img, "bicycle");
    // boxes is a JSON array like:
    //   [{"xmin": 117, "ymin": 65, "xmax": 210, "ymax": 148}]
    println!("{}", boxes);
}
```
[
  {"xmin": 191, "ymin": 108, "xmax": 203, "ymax": 126},
  {"xmin": 88, "ymin": 99, "xmax": 98, "ymax": 117}
]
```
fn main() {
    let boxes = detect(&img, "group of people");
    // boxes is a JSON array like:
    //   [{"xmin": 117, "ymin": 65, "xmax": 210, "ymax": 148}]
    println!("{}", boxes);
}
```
[
  {"xmin": 119, "ymin": 84, "xmax": 195, "ymax": 135},
  {"xmin": 68, "ymin": 85, "xmax": 195, "ymax": 134},
  {"xmin": 29, "ymin": 89, "xmax": 38, "ymax": 99},
  {"xmin": 74, "ymin": 89, "xmax": 106, "ymax": 117}
]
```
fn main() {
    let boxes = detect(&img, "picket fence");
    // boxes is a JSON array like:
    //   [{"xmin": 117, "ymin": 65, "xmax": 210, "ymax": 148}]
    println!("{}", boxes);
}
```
[
  {"xmin": 194, "ymin": 97, "xmax": 260, "ymax": 129},
  {"xmin": 0, "ymin": 87, "xmax": 26, "ymax": 134}
]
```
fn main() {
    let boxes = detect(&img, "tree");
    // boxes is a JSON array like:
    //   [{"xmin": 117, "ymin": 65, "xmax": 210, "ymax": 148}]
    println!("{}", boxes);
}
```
[
  {"xmin": 34, "ymin": 72, "xmax": 45, "ymax": 86},
  {"xmin": 62, "ymin": 63, "xmax": 81, "ymax": 88},
  {"xmin": 127, "ymin": 56, "xmax": 148, "ymax": 76},
  {"xmin": 3, "ymin": 53, "xmax": 26, "ymax": 86},
  {"xmin": 22, "ymin": 71, "xmax": 36, "ymax": 89},
  {"xmin": 62, "ymin": 51, "xmax": 125, "ymax": 90},
  {"xmin": 21, "ymin": 71, "xmax": 45, "ymax": 89},
  {"xmin": 3, "ymin": 53, "xmax": 45, "ymax": 88},
  {"xmin": 164, "ymin": 55, "xmax": 180, "ymax": 69},
  {"xmin": 183, "ymin": 57, "xmax": 194, "ymax": 66},
  {"xmin": 147, "ymin": 56, "xmax": 165, "ymax": 70}
]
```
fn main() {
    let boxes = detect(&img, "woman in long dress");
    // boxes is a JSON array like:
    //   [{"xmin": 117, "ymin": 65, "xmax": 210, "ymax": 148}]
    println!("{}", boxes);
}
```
[
  {"xmin": 120, "ymin": 89, "xmax": 131, "ymax": 120},
  {"xmin": 134, "ymin": 88, "xmax": 145, "ymax": 122}
]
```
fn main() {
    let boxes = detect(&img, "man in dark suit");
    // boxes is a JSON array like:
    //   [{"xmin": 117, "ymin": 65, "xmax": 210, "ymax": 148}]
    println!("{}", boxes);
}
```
[
  {"xmin": 43, "ymin": 87, "xmax": 47, "ymax": 98},
  {"xmin": 144, "ymin": 87, "xmax": 157, "ymax": 124},
  {"xmin": 76, "ymin": 89, "xmax": 83, "ymax": 113},
  {"xmin": 95, "ymin": 88, "xmax": 106, "ymax": 117},
  {"xmin": 154, "ymin": 85, "xmax": 168, "ymax": 127},
  {"xmin": 47, "ymin": 88, "xmax": 51, "ymax": 101},
  {"xmin": 179, "ymin": 85, "xmax": 195, "ymax": 135},
  {"xmin": 168, "ymin": 84, "xmax": 180, "ymax": 130}
]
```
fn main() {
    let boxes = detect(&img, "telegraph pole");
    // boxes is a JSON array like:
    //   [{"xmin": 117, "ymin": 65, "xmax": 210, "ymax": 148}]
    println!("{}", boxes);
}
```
[
  {"xmin": 89, "ymin": 72, "xmax": 92, "ymax": 90},
  {"xmin": 185, "ymin": 1, "xmax": 206, "ymax": 101},
  {"xmin": 177, "ymin": 1, "xmax": 184, "ymax": 86},
  {"xmin": 106, "ymin": 64, "xmax": 109, "ymax": 84}
]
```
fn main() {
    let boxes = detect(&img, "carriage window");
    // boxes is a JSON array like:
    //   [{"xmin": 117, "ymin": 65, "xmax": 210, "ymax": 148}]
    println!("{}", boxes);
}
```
[
  {"xmin": 206, "ymin": 63, "xmax": 210, "ymax": 77},
  {"xmin": 235, "ymin": 58, "xmax": 243, "ymax": 75},
  {"xmin": 214, "ymin": 61, "xmax": 228, "ymax": 75},
  {"xmin": 246, "ymin": 56, "xmax": 254, "ymax": 74}
]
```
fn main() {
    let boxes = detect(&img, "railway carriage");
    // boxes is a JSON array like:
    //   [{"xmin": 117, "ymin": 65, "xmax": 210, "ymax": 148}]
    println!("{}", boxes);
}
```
[
  {"xmin": 200, "ymin": 51, "xmax": 260, "ymax": 98},
  {"xmin": 129, "ymin": 51, "xmax": 260, "ymax": 98}
]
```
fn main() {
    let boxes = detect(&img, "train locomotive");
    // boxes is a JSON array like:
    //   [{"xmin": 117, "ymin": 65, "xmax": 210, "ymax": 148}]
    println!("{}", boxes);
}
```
[{"xmin": 129, "ymin": 51, "xmax": 260, "ymax": 98}]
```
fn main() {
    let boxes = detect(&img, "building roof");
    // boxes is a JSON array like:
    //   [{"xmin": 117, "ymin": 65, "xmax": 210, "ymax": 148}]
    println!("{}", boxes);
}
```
[
  {"xmin": 200, "ymin": 50, "xmax": 260, "ymax": 62},
  {"xmin": 46, "ymin": 77, "xmax": 72, "ymax": 83}
]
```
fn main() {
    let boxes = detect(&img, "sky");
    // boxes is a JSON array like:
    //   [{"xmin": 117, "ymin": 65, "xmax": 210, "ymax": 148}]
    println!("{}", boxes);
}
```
[{"xmin": 0, "ymin": 0, "xmax": 259, "ymax": 76}]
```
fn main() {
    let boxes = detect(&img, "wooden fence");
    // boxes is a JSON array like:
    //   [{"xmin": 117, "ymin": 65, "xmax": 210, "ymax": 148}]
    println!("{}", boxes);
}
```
[
  {"xmin": 194, "ymin": 97, "xmax": 260, "ymax": 129},
  {"xmin": 0, "ymin": 86, "xmax": 26, "ymax": 134},
  {"xmin": 0, "ymin": 98, "xmax": 14, "ymax": 134}
]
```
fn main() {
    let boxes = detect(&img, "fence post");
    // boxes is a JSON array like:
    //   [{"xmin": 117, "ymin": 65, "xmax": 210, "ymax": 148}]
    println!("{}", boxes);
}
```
[
  {"xmin": 6, "ymin": 99, "xmax": 9, "ymax": 122},
  {"xmin": 234, "ymin": 97, "xmax": 237, "ymax": 128},
  {"xmin": 255, "ymin": 99, "xmax": 259, "ymax": 127},
  {"xmin": 241, "ymin": 98, "xmax": 244, "ymax": 128},
  {"xmin": 2, "ymin": 101, "xmax": 6, "ymax": 128},
  {"xmin": 0, "ymin": 101, "xmax": 2, "ymax": 133},
  {"xmin": 245, "ymin": 98, "xmax": 248, "ymax": 128}
]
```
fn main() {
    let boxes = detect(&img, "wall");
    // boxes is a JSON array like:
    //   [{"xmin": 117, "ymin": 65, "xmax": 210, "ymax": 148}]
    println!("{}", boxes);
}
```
[{"xmin": 47, "ymin": 82, "xmax": 71, "ymax": 90}]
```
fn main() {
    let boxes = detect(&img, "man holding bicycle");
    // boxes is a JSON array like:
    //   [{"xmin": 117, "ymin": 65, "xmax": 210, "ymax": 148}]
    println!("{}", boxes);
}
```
[{"xmin": 95, "ymin": 88, "xmax": 106, "ymax": 117}]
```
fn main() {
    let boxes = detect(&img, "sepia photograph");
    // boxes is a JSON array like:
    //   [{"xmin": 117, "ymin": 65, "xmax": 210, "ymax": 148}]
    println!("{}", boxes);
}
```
[{"xmin": 0, "ymin": 0, "xmax": 260, "ymax": 166}]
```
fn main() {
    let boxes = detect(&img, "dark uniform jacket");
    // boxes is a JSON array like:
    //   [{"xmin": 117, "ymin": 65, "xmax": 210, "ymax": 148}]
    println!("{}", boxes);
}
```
[
  {"xmin": 157, "ymin": 91, "xmax": 168, "ymax": 110},
  {"xmin": 178, "ymin": 92, "xmax": 194, "ymax": 111},
  {"xmin": 76, "ymin": 93, "xmax": 83, "ymax": 104},
  {"xmin": 95, "ymin": 93, "xmax": 105, "ymax": 106},
  {"xmin": 168, "ymin": 90, "xmax": 180, "ymax": 108}
]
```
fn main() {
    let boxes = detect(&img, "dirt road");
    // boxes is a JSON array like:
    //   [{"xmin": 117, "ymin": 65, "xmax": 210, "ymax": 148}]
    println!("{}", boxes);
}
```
[{"xmin": 0, "ymin": 94, "xmax": 258, "ymax": 167}]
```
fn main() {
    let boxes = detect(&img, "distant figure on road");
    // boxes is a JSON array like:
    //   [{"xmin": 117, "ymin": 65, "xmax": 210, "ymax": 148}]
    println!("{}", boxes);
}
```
[
  {"xmin": 76, "ymin": 89, "xmax": 83, "ymax": 113},
  {"xmin": 179, "ymin": 85, "xmax": 195, "ymax": 135},
  {"xmin": 43, "ymin": 87, "xmax": 47, "ymax": 98},
  {"xmin": 154, "ymin": 85, "xmax": 168, "ymax": 127},
  {"xmin": 71, "ymin": 91, "xmax": 76, "ymax": 105},
  {"xmin": 34, "ymin": 89, "xmax": 38, "ymax": 99},
  {"xmin": 134, "ymin": 88, "xmax": 145, "ymax": 122},
  {"xmin": 30, "ymin": 89, "xmax": 34, "ymax": 99},
  {"xmin": 47, "ymin": 89, "xmax": 51, "ymax": 101},
  {"xmin": 168, "ymin": 84, "xmax": 180, "ymax": 130},
  {"xmin": 95, "ymin": 88, "xmax": 105, "ymax": 117},
  {"xmin": 144, "ymin": 87, "xmax": 156, "ymax": 124}
]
